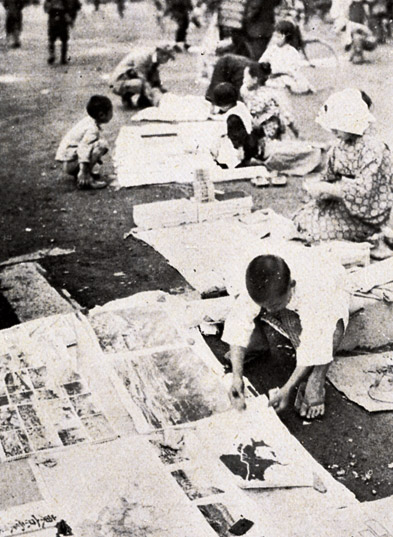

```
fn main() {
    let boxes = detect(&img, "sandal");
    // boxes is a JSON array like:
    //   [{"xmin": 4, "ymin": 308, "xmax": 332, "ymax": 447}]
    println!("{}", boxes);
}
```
[{"xmin": 271, "ymin": 175, "xmax": 288, "ymax": 187}]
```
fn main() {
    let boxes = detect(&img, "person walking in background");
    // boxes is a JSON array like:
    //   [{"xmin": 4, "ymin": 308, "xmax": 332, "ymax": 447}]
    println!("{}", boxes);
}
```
[
  {"xmin": 236, "ymin": 0, "xmax": 282, "ymax": 59},
  {"xmin": 44, "ymin": 0, "xmax": 75, "ymax": 64},
  {"xmin": 4, "ymin": 0, "xmax": 25, "ymax": 48},
  {"xmin": 165, "ymin": 0, "xmax": 193, "ymax": 43}
]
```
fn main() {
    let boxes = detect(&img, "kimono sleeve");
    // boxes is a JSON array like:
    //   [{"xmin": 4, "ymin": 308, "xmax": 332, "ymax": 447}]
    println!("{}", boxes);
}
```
[{"xmin": 340, "ymin": 138, "xmax": 384, "ymax": 219}]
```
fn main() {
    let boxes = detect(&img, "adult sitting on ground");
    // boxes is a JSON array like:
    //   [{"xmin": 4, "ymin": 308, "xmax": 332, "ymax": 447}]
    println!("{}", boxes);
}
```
[
  {"xmin": 293, "ymin": 88, "xmax": 393, "ymax": 242},
  {"xmin": 224, "ymin": 249, "xmax": 350, "ymax": 420},
  {"xmin": 109, "ymin": 44, "xmax": 177, "ymax": 109},
  {"xmin": 231, "ymin": 0, "xmax": 282, "ymax": 60}
]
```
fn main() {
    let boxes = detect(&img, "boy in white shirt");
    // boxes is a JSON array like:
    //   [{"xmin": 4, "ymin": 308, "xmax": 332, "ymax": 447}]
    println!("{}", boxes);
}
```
[
  {"xmin": 223, "ymin": 249, "xmax": 350, "ymax": 420},
  {"xmin": 56, "ymin": 95, "xmax": 113, "ymax": 190}
]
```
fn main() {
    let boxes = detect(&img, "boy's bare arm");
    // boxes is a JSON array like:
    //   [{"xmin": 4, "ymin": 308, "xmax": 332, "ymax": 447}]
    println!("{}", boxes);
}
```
[{"xmin": 229, "ymin": 345, "xmax": 247, "ymax": 410}]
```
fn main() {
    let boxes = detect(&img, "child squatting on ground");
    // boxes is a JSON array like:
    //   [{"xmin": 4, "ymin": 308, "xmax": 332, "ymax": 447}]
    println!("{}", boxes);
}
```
[
  {"xmin": 223, "ymin": 251, "xmax": 351, "ymax": 420},
  {"xmin": 55, "ymin": 95, "xmax": 113, "ymax": 190}
]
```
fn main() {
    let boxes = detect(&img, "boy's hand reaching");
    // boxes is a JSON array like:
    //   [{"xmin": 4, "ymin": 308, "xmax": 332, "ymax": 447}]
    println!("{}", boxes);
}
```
[
  {"xmin": 229, "ymin": 376, "xmax": 246, "ymax": 411},
  {"xmin": 268, "ymin": 386, "xmax": 290, "ymax": 413}
]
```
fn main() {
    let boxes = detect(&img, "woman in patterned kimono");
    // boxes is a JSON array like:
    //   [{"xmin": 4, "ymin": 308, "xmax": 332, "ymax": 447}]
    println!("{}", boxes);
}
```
[{"xmin": 293, "ymin": 88, "xmax": 393, "ymax": 242}]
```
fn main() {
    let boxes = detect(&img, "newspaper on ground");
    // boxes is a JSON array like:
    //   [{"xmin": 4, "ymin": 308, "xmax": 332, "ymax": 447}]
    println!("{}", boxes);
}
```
[{"xmin": 327, "ymin": 351, "xmax": 393, "ymax": 412}]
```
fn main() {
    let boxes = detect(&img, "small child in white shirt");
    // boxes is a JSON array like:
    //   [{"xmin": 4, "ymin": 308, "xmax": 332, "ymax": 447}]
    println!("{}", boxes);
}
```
[
  {"xmin": 259, "ymin": 19, "xmax": 313, "ymax": 94},
  {"xmin": 56, "ymin": 95, "xmax": 113, "ymax": 190}
]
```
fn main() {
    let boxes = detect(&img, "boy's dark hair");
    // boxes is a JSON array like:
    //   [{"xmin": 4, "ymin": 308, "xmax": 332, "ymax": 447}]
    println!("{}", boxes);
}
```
[
  {"xmin": 248, "ymin": 61, "xmax": 272, "ymax": 82},
  {"xmin": 360, "ymin": 90, "xmax": 372, "ymax": 109},
  {"xmin": 275, "ymin": 19, "xmax": 300, "ymax": 48},
  {"xmin": 86, "ymin": 95, "xmax": 113, "ymax": 119},
  {"xmin": 246, "ymin": 255, "xmax": 291, "ymax": 304},
  {"xmin": 213, "ymin": 82, "xmax": 238, "ymax": 107}
]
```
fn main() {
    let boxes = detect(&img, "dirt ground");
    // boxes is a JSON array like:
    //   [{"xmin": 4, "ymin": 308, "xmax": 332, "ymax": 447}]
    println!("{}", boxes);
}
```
[{"xmin": 1, "ymin": 0, "xmax": 393, "ymax": 502}]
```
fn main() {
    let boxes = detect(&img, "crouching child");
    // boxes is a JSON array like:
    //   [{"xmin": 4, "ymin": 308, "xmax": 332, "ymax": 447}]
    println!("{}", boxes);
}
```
[
  {"xmin": 56, "ymin": 95, "xmax": 113, "ymax": 190},
  {"xmin": 109, "ymin": 44, "xmax": 176, "ymax": 108}
]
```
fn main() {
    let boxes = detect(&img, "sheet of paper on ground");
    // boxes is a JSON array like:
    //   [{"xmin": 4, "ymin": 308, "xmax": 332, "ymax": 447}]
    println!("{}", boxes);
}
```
[
  {"xmin": 0, "ymin": 500, "xmax": 58, "ymax": 537},
  {"xmin": 34, "ymin": 436, "xmax": 251, "ymax": 537},
  {"xmin": 131, "ymin": 218, "xmax": 271, "ymax": 295},
  {"xmin": 0, "ymin": 314, "xmax": 124, "ymax": 460},
  {"xmin": 195, "ymin": 398, "xmax": 357, "ymax": 535},
  {"xmin": 114, "ymin": 122, "xmax": 223, "ymax": 187},
  {"xmin": 272, "ymin": 495, "xmax": 393, "ymax": 537},
  {"xmin": 144, "ymin": 397, "xmax": 357, "ymax": 536},
  {"xmin": 327, "ymin": 351, "xmax": 393, "ymax": 411},
  {"xmin": 131, "ymin": 93, "xmax": 212, "ymax": 122},
  {"xmin": 88, "ymin": 292, "xmax": 231, "ymax": 433}
]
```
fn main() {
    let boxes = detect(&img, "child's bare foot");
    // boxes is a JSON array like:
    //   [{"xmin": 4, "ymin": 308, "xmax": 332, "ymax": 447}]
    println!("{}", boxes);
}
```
[{"xmin": 295, "ymin": 380, "xmax": 326, "ymax": 420}]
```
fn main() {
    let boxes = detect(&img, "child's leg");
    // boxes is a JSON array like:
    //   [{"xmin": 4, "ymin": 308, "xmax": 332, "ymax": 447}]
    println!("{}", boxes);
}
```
[
  {"xmin": 75, "ymin": 143, "xmax": 108, "ymax": 190},
  {"xmin": 61, "ymin": 38, "xmax": 68, "ymax": 64},
  {"xmin": 90, "ymin": 140, "xmax": 109, "ymax": 169},
  {"xmin": 48, "ymin": 18, "xmax": 56, "ymax": 63},
  {"xmin": 63, "ymin": 160, "xmax": 79, "ymax": 177},
  {"xmin": 350, "ymin": 32, "xmax": 366, "ymax": 63},
  {"xmin": 60, "ymin": 22, "xmax": 69, "ymax": 64}
]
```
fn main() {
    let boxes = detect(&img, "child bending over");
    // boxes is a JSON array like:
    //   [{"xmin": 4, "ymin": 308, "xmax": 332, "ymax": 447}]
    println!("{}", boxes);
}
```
[
  {"xmin": 56, "ymin": 95, "xmax": 113, "ymax": 190},
  {"xmin": 212, "ymin": 82, "xmax": 253, "ymax": 131}
]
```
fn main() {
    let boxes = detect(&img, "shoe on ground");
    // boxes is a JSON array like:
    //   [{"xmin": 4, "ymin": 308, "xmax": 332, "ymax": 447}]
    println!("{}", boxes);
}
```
[
  {"xmin": 271, "ymin": 174, "xmax": 288, "ymax": 187},
  {"xmin": 251, "ymin": 176, "xmax": 270, "ymax": 187},
  {"xmin": 47, "ymin": 56, "xmax": 55, "ymax": 65},
  {"xmin": 89, "ymin": 178, "xmax": 108, "ymax": 189}
]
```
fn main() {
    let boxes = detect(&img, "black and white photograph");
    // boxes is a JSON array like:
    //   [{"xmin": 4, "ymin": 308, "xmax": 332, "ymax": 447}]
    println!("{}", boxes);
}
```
[{"xmin": 1, "ymin": 0, "xmax": 393, "ymax": 532}]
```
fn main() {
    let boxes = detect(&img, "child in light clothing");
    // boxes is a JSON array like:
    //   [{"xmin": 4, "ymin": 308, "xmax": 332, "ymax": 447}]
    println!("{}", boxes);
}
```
[
  {"xmin": 56, "ymin": 95, "xmax": 113, "ymax": 190},
  {"xmin": 259, "ymin": 19, "xmax": 313, "ymax": 94},
  {"xmin": 336, "ymin": 18, "xmax": 377, "ymax": 64}
]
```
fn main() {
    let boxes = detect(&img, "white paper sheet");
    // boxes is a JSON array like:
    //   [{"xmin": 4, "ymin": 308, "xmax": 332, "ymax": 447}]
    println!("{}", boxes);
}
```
[
  {"xmin": 0, "ymin": 314, "xmax": 120, "ymax": 461},
  {"xmin": 327, "ymin": 352, "xmax": 393, "ymax": 412},
  {"xmin": 34, "ymin": 437, "xmax": 218, "ymax": 537}
]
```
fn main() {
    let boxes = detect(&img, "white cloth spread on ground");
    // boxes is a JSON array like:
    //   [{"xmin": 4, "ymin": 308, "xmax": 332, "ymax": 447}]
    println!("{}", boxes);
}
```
[{"xmin": 222, "ymin": 246, "xmax": 350, "ymax": 367}]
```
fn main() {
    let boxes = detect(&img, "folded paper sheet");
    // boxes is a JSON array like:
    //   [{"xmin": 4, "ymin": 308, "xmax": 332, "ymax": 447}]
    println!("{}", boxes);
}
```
[{"xmin": 327, "ymin": 352, "xmax": 393, "ymax": 411}]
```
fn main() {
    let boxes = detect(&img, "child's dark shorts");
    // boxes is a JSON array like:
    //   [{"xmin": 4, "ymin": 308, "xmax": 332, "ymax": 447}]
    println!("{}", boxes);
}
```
[{"xmin": 48, "ymin": 13, "xmax": 69, "ymax": 42}]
